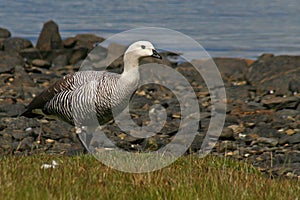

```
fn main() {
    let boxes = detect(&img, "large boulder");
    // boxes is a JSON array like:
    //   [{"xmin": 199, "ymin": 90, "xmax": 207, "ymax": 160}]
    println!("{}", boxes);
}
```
[
  {"xmin": 3, "ymin": 37, "xmax": 33, "ymax": 52},
  {"xmin": 246, "ymin": 54, "xmax": 300, "ymax": 95},
  {"xmin": 36, "ymin": 20, "xmax": 63, "ymax": 51},
  {"xmin": 0, "ymin": 51, "xmax": 24, "ymax": 74}
]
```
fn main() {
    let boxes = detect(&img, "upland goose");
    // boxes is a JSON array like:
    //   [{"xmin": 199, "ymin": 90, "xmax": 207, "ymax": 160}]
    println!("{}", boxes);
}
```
[{"xmin": 21, "ymin": 41, "xmax": 162, "ymax": 150}]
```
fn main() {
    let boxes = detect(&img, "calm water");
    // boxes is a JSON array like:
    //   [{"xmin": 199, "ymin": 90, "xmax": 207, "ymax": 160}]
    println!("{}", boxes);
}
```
[{"xmin": 1, "ymin": 0, "xmax": 300, "ymax": 58}]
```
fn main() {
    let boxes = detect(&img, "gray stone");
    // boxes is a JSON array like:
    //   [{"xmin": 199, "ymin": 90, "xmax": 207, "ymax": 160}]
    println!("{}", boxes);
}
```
[
  {"xmin": 19, "ymin": 48, "xmax": 42, "ymax": 61},
  {"xmin": 0, "ymin": 38, "xmax": 4, "ymax": 50},
  {"xmin": 213, "ymin": 57, "xmax": 248, "ymax": 82},
  {"xmin": 63, "ymin": 37, "xmax": 76, "ymax": 48},
  {"xmin": 12, "ymin": 65, "xmax": 35, "ymax": 87},
  {"xmin": 51, "ymin": 54, "xmax": 68, "ymax": 69},
  {"xmin": 220, "ymin": 127, "xmax": 234, "ymax": 140},
  {"xmin": 254, "ymin": 137, "xmax": 278, "ymax": 147},
  {"xmin": 11, "ymin": 130, "xmax": 32, "ymax": 140},
  {"xmin": 0, "ymin": 28, "xmax": 11, "ymax": 38},
  {"xmin": 19, "ymin": 137, "xmax": 35, "ymax": 150},
  {"xmin": 3, "ymin": 37, "xmax": 33, "ymax": 52},
  {"xmin": 39, "ymin": 49, "xmax": 73, "ymax": 63},
  {"xmin": 0, "ymin": 63, "xmax": 14, "ymax": 74},
  {"xmin": 69, "ymin": 47, "xmax": 88, "ymax": 64},
  {"xmin": 279, "ymin": 133, "xmax": 300, "ymax": 145},
  {"xmin": 74, "ymin": 34, "xmax": 105, "ymax": 50},
  {"xmin": 0, "ymin": 51, "xmax": 24, "ymax": 73},
  {"xmin": 261, "ymin": 95, "xmax": 299, "ymax": 110},
  {"xmin": 251, "ymin": 124, "xmax": 281, "ymax": 138},
  {"xmin": 0, "ymin": 103, "xmax": 25, "ymax": 117},
  {"xmin": 275, "ymin": 109, "xmax": 300, "ymax": 119},
  {"xmin": 289, "ymin": 79, "xmax": 300, "ymax": 94},
  {"xmin": 247, "ymin": 55, "xmax": 300, "ymax": 95},
  {"xmin": 32, "ymin": 59, "xmax": 51, "ymax": 68},
  {"xmin": 36, "ymin": 20, "xmax": 63, "ymax": 51}
]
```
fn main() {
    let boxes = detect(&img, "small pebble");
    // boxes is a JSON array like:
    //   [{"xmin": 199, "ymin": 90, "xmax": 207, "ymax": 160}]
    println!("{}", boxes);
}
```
[
  {"xmin": 25, "ymin": 127, "xmax": 32, "ymax": 132},
  {"xmin": 46, "ymin": 139, "xmax": 55, "ymax": 143},
  {"xmin": 285, "ymin": 129, "xmax": 295, "ymax": 135}
]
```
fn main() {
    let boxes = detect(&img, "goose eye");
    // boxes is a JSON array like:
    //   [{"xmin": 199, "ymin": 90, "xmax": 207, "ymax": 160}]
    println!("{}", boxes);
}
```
[{"xmin": 141, "ymin": 45, "xmax": 146, "ymax": 49}]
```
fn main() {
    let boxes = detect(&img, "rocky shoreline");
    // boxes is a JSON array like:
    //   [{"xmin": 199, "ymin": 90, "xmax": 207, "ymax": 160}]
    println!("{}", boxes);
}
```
[{"xmin": 1, "ymin": 20, "xmax": 299, "ymax": 178}]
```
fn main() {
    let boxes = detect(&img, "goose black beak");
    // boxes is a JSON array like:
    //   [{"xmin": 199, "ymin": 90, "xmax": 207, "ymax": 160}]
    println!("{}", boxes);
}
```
[{"xmin": 151, "ymin": 49, "xmax": 162, "ymax": 59}]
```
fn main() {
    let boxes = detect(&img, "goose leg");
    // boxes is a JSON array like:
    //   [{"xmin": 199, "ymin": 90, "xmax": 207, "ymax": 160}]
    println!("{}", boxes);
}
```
[{"xmin": 75, "ymin": 126, "xmax": 93, "ymax": 153}]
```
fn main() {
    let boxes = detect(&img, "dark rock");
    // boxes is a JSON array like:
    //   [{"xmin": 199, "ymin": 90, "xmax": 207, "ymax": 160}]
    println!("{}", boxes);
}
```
[
  {"xmin": 0, "ymin": 63, "xmax": 14, "ymax": 74},
  {"xmin": 251, "ymin": 123, "xmax": 281, "ymax": 138},
  {"xmin": 257, "ymin": 53, "xmax": 274, "ymax": 60},
  {"xmin": 171, "ymin": 60, "xmax": 206, "ymax": 90},
  {"xmin": 74, "ymin": 34, "xmax": 105, "ymax": 50},
  {"xmin": 294, "ymin": 144, "xmax": 300, "ymax": 150},
  {"xmin": 0, "ymin": 103, "xmax": 25, "ymax": 117},
  {"xmin": 41, "ymin": 121, "xmax": 72, "ymax": 140},
  {"xmin": 31, "ymin": 73, "xmax": 57, "ymax": 84},
  {"xmin": 0, "ymin": 130, "xmax": 12, "ymax": 140},
  {"xmin": 11, "ymin": 130, "xmax": 32, "ymax": 140},
  {"xmin": 189, "ymin": 133, "xmax": 204, "ymax": 152},
  {"xmin": 0, "ymin": 51, "xmax": 24, "ymax": 74},
  {"xmin": 296, "ymin": 103, "xmax": 300, "ymax": 111},
  {"xmin": 0, "ymin": 121, "xmax": 7, "ymax": 131},
  {"xmin": 245, "ymin": 101, "xmax": 266, "ymax": 111},
  {"xmin": 19, "ymin": 48, "xmax": 42, "ymax": 61},
  {"xmin": 275, "ymin": 109, "xmax": 300, "ymax": 119},
  {"xmin": 220, "ymin": 127, "xmax": 234, "ymax": 140},
  {"xmin": 253, "ymin": 137, "xmax": 278, "ymax": 147},
  {"xmin": 288, "ymin": 79, "xmax": 300, "ymax": 94},
  {"xmin": 18, "ymin": 137, "xmax": 35, "ymax": 151},
  {"xmin": 247, "ymin": 55, "xmax": 300, "ymax": 95},
  {"xmin": 12, "ymin": 65, "xmax": 35, "ymax": 87},
  {"xmin": 51, "ymin": 54, "xmax": 68, "ymax": 69},
  {"xmin": 36, "ymin": 20, "xmax": 63, "ymax": 51},
  {"xmin": 63, "ymin": 37, "xmax": 76, "ymax": 48},
  {"xmin": 31, "ymin": 59, "xmax": 51, "ymax": 68},
  {"xmin": 226, "ymin": 85, "xmax": 252, "ymax": 104},
  {"xmin": 213, "ymin": 58, "xmax": 249, "ymax": 83},
  {"xmin": 69, "ymin": 47, "xmax": 88, "ymax": 64},
  {"xmin": 0, "ymin": 39, "xmax": 4, "ymax": 50},
  {"xmin": 261, "ymin": 95, "xmax": 299, "ymax": 110},
  {"xmin": 3, "ymin": 37, "xmax": 33, "ymax": 52},
  {"xmin": 279, "ymin": 133, "xmax": 300, "ymax": 145},
  {"xmin": 40, "ymin": 49, "xmax": 73, "ymax": 63},
  {"xmin": 0, "ymin": 28, "xmax": 11, "ymax": 38}
]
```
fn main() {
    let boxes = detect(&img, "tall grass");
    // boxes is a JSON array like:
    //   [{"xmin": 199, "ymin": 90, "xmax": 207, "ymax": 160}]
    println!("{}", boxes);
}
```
[{"xmin": 0, "ymin": 154, "xmax": 299, "ymax": 200}]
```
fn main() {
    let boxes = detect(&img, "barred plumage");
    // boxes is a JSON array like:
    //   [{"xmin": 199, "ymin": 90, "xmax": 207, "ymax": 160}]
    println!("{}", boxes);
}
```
[{"xmin": 21, "ymin": 41, "xmax": 162, "ymax": 130}]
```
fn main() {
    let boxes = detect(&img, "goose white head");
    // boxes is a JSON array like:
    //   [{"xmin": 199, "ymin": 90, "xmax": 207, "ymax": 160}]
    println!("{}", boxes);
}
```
[{"xmin": 123, "ymin": 41, "xmax": 162, "ymax": 73}]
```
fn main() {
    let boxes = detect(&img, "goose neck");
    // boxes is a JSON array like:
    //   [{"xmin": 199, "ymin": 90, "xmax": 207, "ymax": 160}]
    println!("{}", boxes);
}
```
[{"xmin": 123, "ymin": 53, "xmax": 139, "ymax": 73}]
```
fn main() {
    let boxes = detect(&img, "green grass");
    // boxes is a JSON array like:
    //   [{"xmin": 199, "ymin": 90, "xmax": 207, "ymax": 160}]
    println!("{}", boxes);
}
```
[{"xmin": 0, "ymin": 154, "xmax": 299, "ymax": 200}]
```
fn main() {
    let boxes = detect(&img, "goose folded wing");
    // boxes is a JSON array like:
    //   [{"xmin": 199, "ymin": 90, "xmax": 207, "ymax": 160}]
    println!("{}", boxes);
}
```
[{"xmin": 21, "ymin": 74, "xmax": 76, "ymax": 118}]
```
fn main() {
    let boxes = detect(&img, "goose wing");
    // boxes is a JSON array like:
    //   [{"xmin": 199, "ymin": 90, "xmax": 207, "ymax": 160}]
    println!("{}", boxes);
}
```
[{"xmin": 21, "ymin": 73, "xmax": 79, "ymax": 118}]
